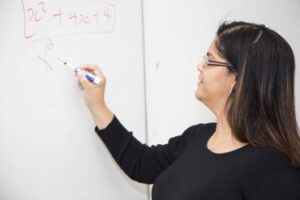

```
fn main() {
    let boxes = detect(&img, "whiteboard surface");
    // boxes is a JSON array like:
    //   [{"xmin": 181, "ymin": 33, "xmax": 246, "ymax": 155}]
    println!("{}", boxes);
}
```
[{"xmin": 0, "ymin": 0, "xmax": 147, "ymax": 199}]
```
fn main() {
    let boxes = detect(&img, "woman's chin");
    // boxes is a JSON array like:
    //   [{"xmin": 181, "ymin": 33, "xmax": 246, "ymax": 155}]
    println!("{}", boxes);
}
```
[{"xmin": 195, "ymin": 89, "xmax": 204, "ymax": 101}]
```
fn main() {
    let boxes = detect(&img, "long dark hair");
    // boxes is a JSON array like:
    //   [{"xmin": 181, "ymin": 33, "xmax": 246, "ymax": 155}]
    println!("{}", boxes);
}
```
[{"xmin": 216, "ymin": 21, "xmax": 300, "ymax": 168}]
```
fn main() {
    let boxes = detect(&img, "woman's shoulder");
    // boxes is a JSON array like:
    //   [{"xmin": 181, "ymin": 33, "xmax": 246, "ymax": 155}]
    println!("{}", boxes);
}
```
[
  {"xmin": 175, "ymin": 122, "xmax": 216, "ymax": 144},
  {"xmin": 242, "ymin": 147, "xmax": 300, "ymax": 199},
  {"xmin": 242, "ymin": 146, "xmax": 297, "ymax": 173},
  {"xmin": 168, "ymin": 122, "xmax": 216, "ymax": 149},
  {"xmin": 185, "ymin": 122, "xmax": 216, "ymax": 137},
  {"xmin": 241, "ymin": 146, "xmax": 299, "ymax": 183}
]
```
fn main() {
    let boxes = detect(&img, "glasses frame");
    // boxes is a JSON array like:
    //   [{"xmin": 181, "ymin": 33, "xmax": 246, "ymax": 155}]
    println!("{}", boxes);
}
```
[{"xmin": 203, "ymin": 55, "xmax": 234, "ymax": 68}]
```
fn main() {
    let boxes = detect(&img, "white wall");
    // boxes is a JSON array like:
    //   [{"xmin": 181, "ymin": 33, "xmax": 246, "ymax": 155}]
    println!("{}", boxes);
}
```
[{"xmin": 143, "ymin": 0, "xmax": 300, "ymax": 146}]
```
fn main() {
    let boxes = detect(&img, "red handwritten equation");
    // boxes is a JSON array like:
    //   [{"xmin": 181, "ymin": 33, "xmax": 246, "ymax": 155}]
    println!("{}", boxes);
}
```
[{"xmin": 22, "ymin": 0, "xmax": 116, "ymax": 40}]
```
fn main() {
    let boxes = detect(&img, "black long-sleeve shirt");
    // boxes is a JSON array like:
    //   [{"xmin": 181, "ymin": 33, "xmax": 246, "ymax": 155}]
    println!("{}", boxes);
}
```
[{"xmin": 95, "ymin": 116, "xmax": 300, "ymax": 200}]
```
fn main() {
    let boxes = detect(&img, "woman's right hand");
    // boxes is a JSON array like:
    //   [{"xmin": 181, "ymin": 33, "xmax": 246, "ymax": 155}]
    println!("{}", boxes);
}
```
[{"xmin": 77, "ymin": 64, "xmax": 114, "ymax": 129}]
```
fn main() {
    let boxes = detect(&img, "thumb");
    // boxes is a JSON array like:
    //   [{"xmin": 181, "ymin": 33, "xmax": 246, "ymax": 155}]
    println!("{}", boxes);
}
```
[{"xmin": 78, "ymin": 72, "xmax": 91, "ymax": 89}]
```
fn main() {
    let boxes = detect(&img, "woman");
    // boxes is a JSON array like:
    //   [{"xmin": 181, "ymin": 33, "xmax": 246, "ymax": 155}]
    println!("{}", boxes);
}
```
[{"xmin": 77, "ymin": 21, "xmax": 300, "ymax": 199}]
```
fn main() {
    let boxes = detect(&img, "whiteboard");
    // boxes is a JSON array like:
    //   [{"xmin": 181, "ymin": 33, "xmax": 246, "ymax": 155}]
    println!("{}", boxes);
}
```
[
  {"xmin": 0, "ymin": 0, "xmax": 147, "ymax": 199},
  {"xmin": 143, "ymin": 0, "xmax": 300, "ymax": 145}
]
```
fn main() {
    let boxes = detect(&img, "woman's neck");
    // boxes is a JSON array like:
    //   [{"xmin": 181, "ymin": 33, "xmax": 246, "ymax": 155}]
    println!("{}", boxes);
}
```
[{"xmin": 207, "ymin": 110, "xmax": 248, "ymax": 153}]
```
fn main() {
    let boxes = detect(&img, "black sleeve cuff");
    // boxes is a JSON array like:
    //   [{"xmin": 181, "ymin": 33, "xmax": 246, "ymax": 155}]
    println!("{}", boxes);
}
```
[{"xmin": 94, "ymin": 115, "xmax": 133, "ymax": 161}]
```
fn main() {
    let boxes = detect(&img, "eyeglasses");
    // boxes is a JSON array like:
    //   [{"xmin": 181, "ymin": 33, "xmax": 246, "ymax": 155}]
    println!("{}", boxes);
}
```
[{"xmin": 202, "ymin": 55, "xmax": 234, "ymax": 68}]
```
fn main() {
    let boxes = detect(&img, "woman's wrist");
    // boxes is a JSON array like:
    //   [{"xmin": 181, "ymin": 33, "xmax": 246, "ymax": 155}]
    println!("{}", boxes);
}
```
[{"xmin": 90, "ymin": 105, "xmax": 114, "ymax": 130}]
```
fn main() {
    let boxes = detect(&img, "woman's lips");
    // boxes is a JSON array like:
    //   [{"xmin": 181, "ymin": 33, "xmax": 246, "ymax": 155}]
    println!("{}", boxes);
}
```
[{"xmin": 198, "ymin": 75, "xmax": 203, "ymax": 85}]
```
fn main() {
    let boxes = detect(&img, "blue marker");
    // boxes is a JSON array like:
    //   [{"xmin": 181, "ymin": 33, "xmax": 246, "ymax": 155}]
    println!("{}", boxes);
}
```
[{"xmin": 58, "ymin": 58, "xmax": 101, "ymax": 85}]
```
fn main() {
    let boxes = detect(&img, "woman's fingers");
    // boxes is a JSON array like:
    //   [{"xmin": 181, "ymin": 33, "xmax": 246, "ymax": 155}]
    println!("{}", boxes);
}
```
[
  {"xmin": 81, "ymin": 64, "xmax": 103, "ymax": 77},
  {"xmin": 77, "ymin": 71, "xmax": 94, "ymax": 89}
]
